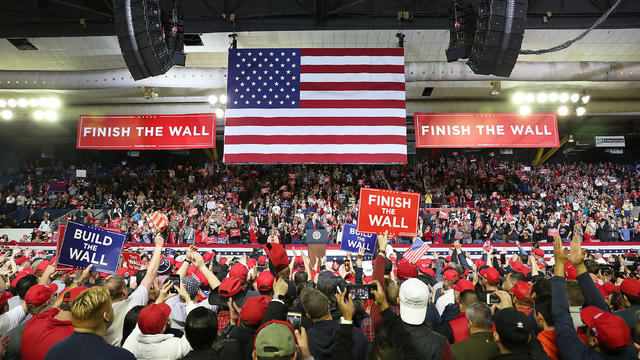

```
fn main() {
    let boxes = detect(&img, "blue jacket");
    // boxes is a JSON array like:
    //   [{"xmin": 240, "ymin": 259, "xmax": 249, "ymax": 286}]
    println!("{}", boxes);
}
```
[{"xmin": 551, "ymin": 275, "xmax": 637, "ymax": 360}]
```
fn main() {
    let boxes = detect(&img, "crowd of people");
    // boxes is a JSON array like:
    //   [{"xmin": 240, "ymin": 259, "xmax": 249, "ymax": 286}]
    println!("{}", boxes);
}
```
[
  {"xmin": 1, "ymin": 157, "xmax": 639, "ymax": 245},
  {"xmin": 1, "ymin": 226, "xmax": 640, "ymax": 359}
]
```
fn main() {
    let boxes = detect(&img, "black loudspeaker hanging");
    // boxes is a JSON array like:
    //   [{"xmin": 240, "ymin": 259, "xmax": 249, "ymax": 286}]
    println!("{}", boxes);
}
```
[{"xmin": 467, "ymin": 0, "xmax": 527, "ymax": 77}]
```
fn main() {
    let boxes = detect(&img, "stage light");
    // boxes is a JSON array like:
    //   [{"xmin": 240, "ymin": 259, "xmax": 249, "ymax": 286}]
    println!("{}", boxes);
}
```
[
  {"xmin": 570, "ymin": 93, "xmax": 580, "ymax": 103},
  {"xmin": 219, "ymin": 94, "xmax": 227, "ymax": 104},
  {"xmin": 1, "ymin": 110, "xmax": 12, "ymax": 120},
  {"xmin": 549, "ymin": 93, "xmax": 558, "ymax": 102},
  {"xmin": 39, "ymin": 98, "xmax": 50, "ymax": 107},
  {"xmin": 568, "ymin": 134, "xmax": 575, "ymax": 142},
  {"xmin": 519, "ymin": 105, "xmax": 531, "ymax": 116},
  {"xmin": 215, "ymin": 108, "xmax": 224, "ymax": 118},
  {"xmin": 0, "ymin": 99, "xmax": 5, "ymax": 108},
  {"xmin": 28, "ymin": 98, "xmax": 39, "ymax": 107},
  {"xmin": 581, "ymin": 95, "xmax": 590, "ymax": 104},
  {"xmin": 576, "ymin": 107, "xmax": 586, "ymax": 116},
  {"xmin": 557, "ymin": 106, "xmax": 569, "ymax": 116},
  {"xmin": 208, "ymin": 95, "xmax": 218, "ymax": 105},
  {"xmin": 559, "ymin": 93, "xmax": 569, "ymax": 103},
  {"xmin": 536, "ymin": 93, "xmax": 547, "ymax": 103},
  {"xmin": 524, "ymin": 93, "xmax": 535, "ymax": 103},
  {"xmin": 17, "ymin": 98, "xmax": 28, "ymax": 107},
  {"xmin": 7, "ymin": 99, "xmax": 16, "ymax": 108},
  {"xmin": 44, "ymin": 110, "xmax": 57, "ymax": 121},
  {"xmin": 512, "ymin": 93, "xmax": 524, "ymax": 104},
  {"xmin": 33, "ymin": 110, "xmax": 44, "ymax": 121},
  {"xmin": 48, "ymin": 98, "xmax": 61, "ymax": 108}
]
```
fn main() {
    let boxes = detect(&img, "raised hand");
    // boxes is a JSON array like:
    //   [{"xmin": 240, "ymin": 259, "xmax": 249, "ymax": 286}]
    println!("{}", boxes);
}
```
[{"xmin": 568, "ymin": 233, "xmax": 587, "ymax": 266}]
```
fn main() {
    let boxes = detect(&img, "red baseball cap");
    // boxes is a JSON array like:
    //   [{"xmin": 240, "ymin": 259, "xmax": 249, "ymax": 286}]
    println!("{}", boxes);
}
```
[
  {"xmin": 62, "ymin": 286, "xmax": 88, "ymax": 302},
  {"xmin": 257, "ymin": 256, "xmax": 267, "ymax": 266},
  {"xmin": 533, "ymin": 248, "xmax": 545, "ymax": 257},
  {"xmin": 229, "ymin": 263, "xmax": 249, "ymax": 280},
  {"xmin": 600, "ymin": 282, "xmax": 620, "ymax": 298},
  {"xmin": 510, "ymin": 281, "xmax": 532, "ymax": 302},
  {"xmin": 239, "ymin": 295, "xmax": 271, "ymax": 325},
  {"xmin": 220, "ymin": 258, "xmax": 228, "ymax": 266},
  {"xmin": 25, "ymin": 284, "xmax": 58, "ymax": 307},
  {"xmin": 265, "ymin": 243, "xmax": 289, "ymax": 275},
  {"xmin": 443, "ymin": 269, "xmax": 460, "ymax": 282},
  {"xmin": 580, "ymin": 306, "xmax": 631, "ymax": 351},
  {"xmin": 219, "ymin": 277, "xmax": 243, "ymax": 297},
  {"xmin": 257, "ymin": 271, "xmax": 275, "ymax": 292},
  {"xmin": 416, "ymin": 259, "xmax": 431, "ymax": 274},
  {"xmin": 116, "ymin": 267, "xmax": 130, "ymax": 278},
  {"xmin": 0, "ymin": 291, "xmax": 13, "ymax": 308},
  {"xmin": 454, "ymin": 279, "xmax": 475, "ymax": 293},
  {"xmin": 11, "ymin": 270, "xmax": 31, "ymax": 288},
  {"xmin": 620, "ymin": 278, "xmax": 640, "ymax": 298},
  {"xmin": 397, "ymin": 262, "xmax": 417, "ymax": 281},
  {"xmin": 138, "ymin": 303, "xmax": 171, "ymax": 334},
  {"xmin": 564, "ymin": 263, "xmax": 577, "ymax": 280},
  {"xmin": 246, "ymin": 258, "xmax": 257, "ymax": 270},
  {"xmin": 202, "ymin": 252, "xmax": 214, "ymax": 262},
  {"xmin": 479, "ymin": 267, "xmax": 501, "ymax": 285},
  {"xmin": 35, "ymin": 260, "xmax": 50, "ymax": 274},
  {"xmin": 14, "ymin": 256, "xmax": 30, "ymax": 265},
  {"xmin": 194, "ymin": 270, "xmax": 209, "ymax": 286}
]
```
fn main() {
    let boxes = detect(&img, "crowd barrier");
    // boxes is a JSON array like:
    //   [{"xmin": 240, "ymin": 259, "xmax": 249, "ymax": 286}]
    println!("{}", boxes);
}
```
[{"xmin": 3, "ymin": 242, "xmax": 640, "ymax": 260}]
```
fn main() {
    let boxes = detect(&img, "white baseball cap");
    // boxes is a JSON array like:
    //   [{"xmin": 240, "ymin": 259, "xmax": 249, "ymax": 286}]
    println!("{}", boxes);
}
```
[{"xmin": 399, "ymin": 278, "xmax": 430, "ymax": 325}]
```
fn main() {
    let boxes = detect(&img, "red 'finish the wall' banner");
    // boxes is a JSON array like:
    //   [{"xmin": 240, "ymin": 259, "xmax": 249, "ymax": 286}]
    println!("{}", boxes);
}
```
[
  {"xmin": 76, "ymin": 113, "xmax": 216, "ymax": 150},
  {"xmin": 414, "ymin": 113, "xmax": 559, "ymax": 148}
]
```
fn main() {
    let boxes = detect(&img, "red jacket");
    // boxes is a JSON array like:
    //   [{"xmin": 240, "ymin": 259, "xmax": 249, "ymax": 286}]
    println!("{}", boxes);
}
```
[{"xmin": 449, "ymin": 312, "xmax": 470, "ymax": 343}]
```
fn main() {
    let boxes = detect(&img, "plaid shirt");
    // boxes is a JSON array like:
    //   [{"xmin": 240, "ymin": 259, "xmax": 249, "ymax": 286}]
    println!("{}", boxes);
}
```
[
  {"xmin": 361, "ymin": 305, "xmax": 400, "ymax": 342},
  {"xmin": 217, "ymin": 310, "xmax": 230, "ymax": 332}
]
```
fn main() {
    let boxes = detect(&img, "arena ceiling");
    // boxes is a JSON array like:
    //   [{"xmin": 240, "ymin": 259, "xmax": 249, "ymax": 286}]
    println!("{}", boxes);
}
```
[{"xmin": 0, "ymin": 0, "xmax": 639, "ymax": 141}]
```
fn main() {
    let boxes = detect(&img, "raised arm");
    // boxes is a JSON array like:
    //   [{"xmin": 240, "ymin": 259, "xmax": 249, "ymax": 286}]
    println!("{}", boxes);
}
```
[
  {"xmin": 139, "ymin": 233, "xmax": 165, "ymax": 291},
  {"xmin": 188, "ymin": 245, "xmax": 221, "ymax": 291}
]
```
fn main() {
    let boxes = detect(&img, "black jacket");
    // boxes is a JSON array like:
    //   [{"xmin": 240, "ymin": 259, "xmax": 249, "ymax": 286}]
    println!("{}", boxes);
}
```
[
  {"xmin": 402, "ymin": 321, "xmax": 450, "ymax": 360},
  {"xmin": 179, "ymin": 348, "xmax": 221, "ymax": 360},
  {"xmin": 307, "ymin": 319, "xmax": 368, "ymax": 360}
]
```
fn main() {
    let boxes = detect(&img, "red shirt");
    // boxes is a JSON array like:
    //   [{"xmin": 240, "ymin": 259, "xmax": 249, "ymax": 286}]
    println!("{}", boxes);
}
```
[{"xmin": 21, "ymin": 307, "xmax": 73, "ymax": 360}]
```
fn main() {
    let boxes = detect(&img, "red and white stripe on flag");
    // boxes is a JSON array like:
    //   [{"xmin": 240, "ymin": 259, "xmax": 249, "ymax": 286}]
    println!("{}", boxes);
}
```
[
  {"xmin": 403, "ymin": 242, "xmax": 431, "ymax": 264},
  {"xmin": 224, "ymin": 48, "xmax": 407, "ymax": 164}
]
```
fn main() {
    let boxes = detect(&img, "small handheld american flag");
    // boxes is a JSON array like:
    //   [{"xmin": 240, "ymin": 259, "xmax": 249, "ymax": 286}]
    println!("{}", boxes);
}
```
[{"xmin": 403, "ymin": 238, "xmax": 431, "ymax": 264}]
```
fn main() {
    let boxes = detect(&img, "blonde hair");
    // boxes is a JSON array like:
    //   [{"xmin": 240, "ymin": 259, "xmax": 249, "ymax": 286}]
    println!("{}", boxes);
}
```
[{"xmin": 71, "ymin": 286, "xmax": 111, "ymax": 320}]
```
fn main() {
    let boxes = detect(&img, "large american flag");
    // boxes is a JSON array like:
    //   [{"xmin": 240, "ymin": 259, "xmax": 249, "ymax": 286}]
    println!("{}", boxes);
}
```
[
  {"xmin": 223, "ymin": 48, "xmax": 407, "ymax": 163},
  {"xmin": 403, "ymin": 238, "xmax": 431, "ymax": 264}
]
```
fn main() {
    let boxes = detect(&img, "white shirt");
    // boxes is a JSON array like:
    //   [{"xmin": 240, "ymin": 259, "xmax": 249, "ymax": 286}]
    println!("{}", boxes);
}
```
[
  {"xmin": 123, "ymin": 302, "xmax": 195, "ymax": 360},
  {"xmin": 38, "ymin": 220, "xmax": 51, "ymax": 233},
  {"xmin": 105, "ymin": 285, "xmax": 149, "ymax": 346},
  {"xmin": 435, "ymin": 289, "xmax": 454, "ymax": 316},
  {"xmin": 0, "ymin": 302, "xmax": 26, "ymax": 334}
]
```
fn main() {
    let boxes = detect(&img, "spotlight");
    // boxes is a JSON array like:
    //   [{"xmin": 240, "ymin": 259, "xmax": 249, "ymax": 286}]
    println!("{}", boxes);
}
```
[
  {"xmin": 17, "ymin": 98, "xmax": 28, "ymax": 107},
  {"xmin": 536, "ymin": 93, "xmax": 548, "ymax": 103},
  {"xmin": 519, "ymin": 105, "xmax": 531, "ymax": 116},
  {"xmin": 219, "ymin": 94, "xmax": 227, "ymax": 104},
  {"xmin": 396, "ymin": 32, "xmax": 405, "ymax": 48},
  {"xmin": 215, "ymin": 108, "xmax": 225, "ymax": 118},
  {"xmin": 39, "ymin": 98, "xmax": 50, "ymax": 107},
  {"xmin": 512, "ymin": 93, "xmax": 525, "ymax": 104},
  {"xmin": 33, "ymin": 110, "xmax": 44, "ymax": 121},
  {"xmin": 557, "ymin": 106, "xmax": 569, "ymax": 116},
  {"xmin": 1, "ymin": 110, "xmax": 12, "ymax": 120},
  {"xmin": 208, "ymin": 95, "xmax": 218, "ymax": 105},
  {"xmin": 28, "ymin": 98, "xmax": 39, "ymax": 107},
  {"xmin": 49, "ymin": 98, "xmax": 61, "ymax": 108},
  {"xmin": 570, "ymin": 93, "xmax": 580, "ymax": 103},
  {"xmin": 576, "ymin": 107, "xmax": 586, "ymax": 116},
  {"xmin": 549, "ymin": 93, "xmax": 559, "ymax": 102},
  {"xmin": 568, "ymin": 134, "xmax": 575, "ymax": 143},
  {"xmin": 581, "ymin": 95, "xmax": 590, "ymax": 104},
  {"xmin": 559, "ymin": 93, "xmax": 569, "ymax": 103},
  {"xmin": 0, "ymin": 99, "xmax": 5, "ymax": 108},
  {"xmin": 7, "ymin": 99, "xmax": 16, "ymax": 108},
  {"xmin": 44, "ymin": 110, "xmax": 57, "ymax": 121},
  {"xmin": 524, "ymin": 93, "xmax": 535, "ymax": 103}
]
